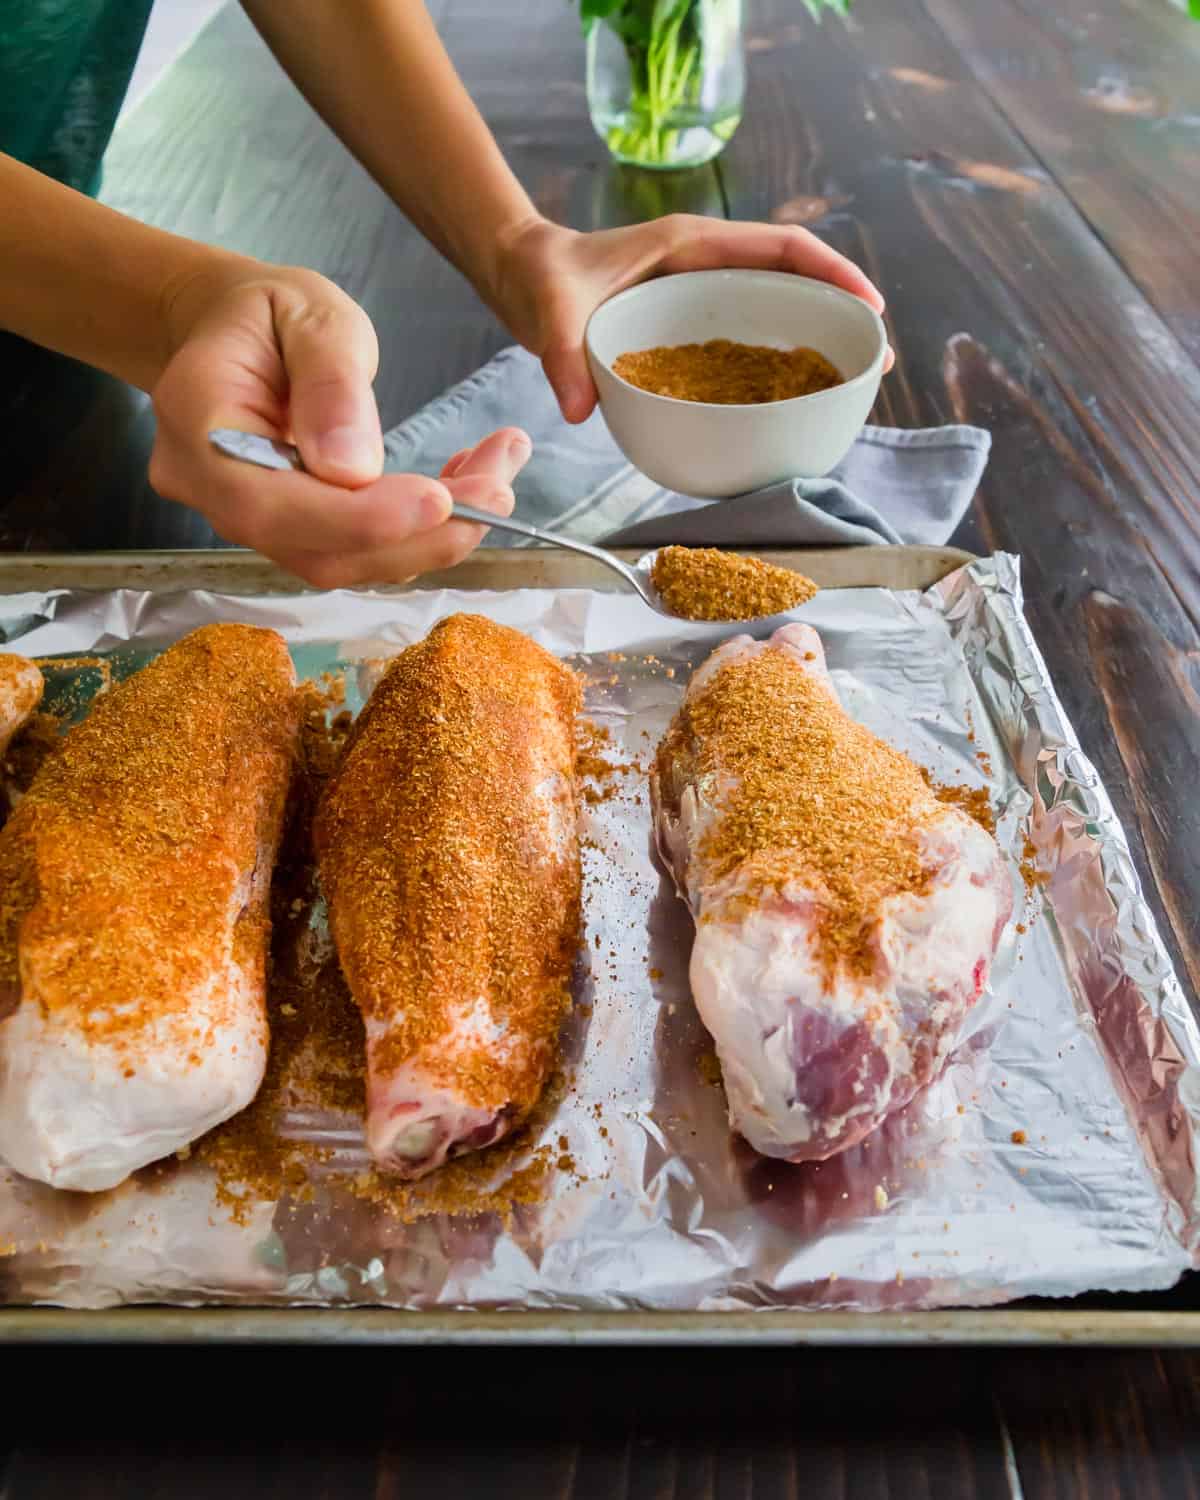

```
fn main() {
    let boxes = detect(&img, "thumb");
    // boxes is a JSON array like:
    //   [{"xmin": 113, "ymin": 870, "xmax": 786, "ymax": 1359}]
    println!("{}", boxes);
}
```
[{"xmin": 276, "ymin": 287, "xmax": 384, "ymax": 488}]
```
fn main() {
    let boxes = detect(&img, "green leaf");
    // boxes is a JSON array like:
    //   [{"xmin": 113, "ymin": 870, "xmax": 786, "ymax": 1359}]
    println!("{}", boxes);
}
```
[
  {"xmin": 577, "ymin": 0, "xmax": 629, "ymax": 36},
  {"xmin": 1190, "ymin": 0, "xmax": 1200, "ymax": 21}
]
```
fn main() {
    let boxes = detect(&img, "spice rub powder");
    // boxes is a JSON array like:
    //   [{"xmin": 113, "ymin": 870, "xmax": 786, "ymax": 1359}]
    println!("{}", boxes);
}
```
[
  {"xmin": 661, "ymin": 646, "xmax": 940, "ymax": 979},
  {"xmin": 613, "ymin": 338, "xmax": 843, "ymax": 404},
  {"xmin": 651, "ymin": 547, "xmax": 818, "ymax": 622}
]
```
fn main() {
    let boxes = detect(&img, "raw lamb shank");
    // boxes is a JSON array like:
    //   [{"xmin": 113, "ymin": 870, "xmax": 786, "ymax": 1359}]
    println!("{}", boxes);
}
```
[
  {"xmin": 0, "ymin": 625, "xmax": 300, "ymax": 1191},
  {"xmin": 315, "ymin": 614, "xmax": 581, "ymax": 1180},
  {"xmin": 652, "ymin": 622, "xmax": 1011, "ymax": 1163}
]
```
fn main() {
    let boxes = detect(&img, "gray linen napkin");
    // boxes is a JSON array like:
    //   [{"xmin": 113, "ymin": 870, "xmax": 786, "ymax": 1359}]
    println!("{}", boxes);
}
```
[{"xmin": 383, "ymin": 346, "xmax": 989, "ymax": 547}]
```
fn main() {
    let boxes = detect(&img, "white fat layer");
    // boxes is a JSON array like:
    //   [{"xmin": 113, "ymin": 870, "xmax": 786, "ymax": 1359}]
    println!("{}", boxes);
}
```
[
  {"xmin": 0, "ymin": 961, "xmax": 267, "ymax": 1193},
  {"xmin": 689, "ymin": 821, "xmax": 1004, "ymax": 1158},
  {"xmin": 0, "ymin": 845, "xmax": 272, "ymax": 1193}
]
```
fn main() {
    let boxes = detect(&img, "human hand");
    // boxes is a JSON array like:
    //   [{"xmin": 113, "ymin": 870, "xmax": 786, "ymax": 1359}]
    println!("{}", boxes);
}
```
[
  {"xmin": 150, "ymin": 262, "xmax": 529, "ymax": 586},
  {"xmin": 492, "ymin": 215, "xmax": 892, "ymax": 424}
]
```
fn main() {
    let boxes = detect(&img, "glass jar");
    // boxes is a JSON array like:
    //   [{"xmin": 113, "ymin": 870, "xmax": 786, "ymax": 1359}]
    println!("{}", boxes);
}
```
[{"xmin": 586, "ymin": 0, "xmax": 745, "ymax": 171}]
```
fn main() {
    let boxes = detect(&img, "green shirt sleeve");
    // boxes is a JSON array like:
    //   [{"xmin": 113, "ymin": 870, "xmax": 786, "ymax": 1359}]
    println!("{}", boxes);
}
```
[{"xmin": 0, "ymin": 0, "xmax": 156, "ymax": 196}]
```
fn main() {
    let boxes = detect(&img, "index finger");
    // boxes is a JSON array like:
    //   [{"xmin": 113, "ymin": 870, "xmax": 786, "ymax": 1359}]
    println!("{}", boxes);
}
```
[{"xmin": 204, "ymin": 457, "xmax": 454, "ymax": 553}]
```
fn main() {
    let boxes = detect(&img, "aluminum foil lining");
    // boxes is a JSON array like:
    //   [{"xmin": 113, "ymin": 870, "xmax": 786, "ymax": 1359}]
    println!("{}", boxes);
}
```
[{"xmin": 0, "ymin": 553, "xmax": 1195, "ymax": 1313}]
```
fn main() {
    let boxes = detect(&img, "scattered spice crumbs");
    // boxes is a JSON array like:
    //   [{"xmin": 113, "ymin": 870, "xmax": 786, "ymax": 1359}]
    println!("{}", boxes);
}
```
[
  {"xmin": 576, "ymin": 717, "xmax": 640, "ymax": 805},
  {"xmin": 1020, "ymin": 836, "xmax": 1050, "ymax": 895},
  {"xmin": 697, "ymin": 1050, "xmax": 724, "ymax": 1089},
  {"xmin": 924, "ymin": 772, "xmax": 995, "ymax": 835},
  {"xmin": 34, "ymin": 653, "xmax": 114, "ymax": 696}
]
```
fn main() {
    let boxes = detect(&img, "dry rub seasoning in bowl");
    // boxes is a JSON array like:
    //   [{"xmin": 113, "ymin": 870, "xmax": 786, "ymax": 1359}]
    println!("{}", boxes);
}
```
[
  {"xmin": 651, "ymin": 546, "xmax": 818, "ymax": 622},
  {"xmin": 612, "ymin": 338, "xmax": 843, "ymax": 405}
]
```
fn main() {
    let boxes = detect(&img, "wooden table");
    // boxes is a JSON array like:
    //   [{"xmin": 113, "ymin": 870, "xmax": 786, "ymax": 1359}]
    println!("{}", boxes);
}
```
[{"xmin": 3, "ymin": 0, "xmax": 1200, "ymax": 1493}]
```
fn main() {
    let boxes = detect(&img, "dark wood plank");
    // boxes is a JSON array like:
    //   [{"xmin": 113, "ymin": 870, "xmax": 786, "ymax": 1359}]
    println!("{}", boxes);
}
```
[
  {"xmin": 10, "ymin": 1344, "xmax": 1200, "ymax": 1499},
  {"xmin": 0, "ymin": 1347, "xmax": 1016, "ymax": 1500},
  {"xmin": 721, "ymin": 0, "xmax": 1200, "ymax": 1016},
  {"xmin": 5, "ymin": 1440, "xmax": 378, "ymax": 1500},
  {"xmin": 994, "ymin": 1349, "xmax": 1200, "ymax": 1499},
  {"xmin": 919, "ymin": 0, "xmax": 1200, "ymax": 362},
  {"xmin": 1084, "ymin": 591, "xmax": 1200, "ymax": 996}
]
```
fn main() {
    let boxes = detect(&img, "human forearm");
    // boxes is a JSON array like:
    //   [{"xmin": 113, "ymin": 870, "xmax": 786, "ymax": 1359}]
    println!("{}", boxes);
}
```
[
  {"xmin": 0, "ymin": 153, "xmax": 256, "ymax": 390},
  {"xmin": 240, "ymin": 0, "xmax": 538, "ymax": 311}
]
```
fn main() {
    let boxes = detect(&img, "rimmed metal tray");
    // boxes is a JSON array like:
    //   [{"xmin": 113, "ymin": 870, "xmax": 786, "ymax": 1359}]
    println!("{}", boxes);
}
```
[{"xmin": 1, "ymin": 544, "xmax": 1196, "ymax": 1346}]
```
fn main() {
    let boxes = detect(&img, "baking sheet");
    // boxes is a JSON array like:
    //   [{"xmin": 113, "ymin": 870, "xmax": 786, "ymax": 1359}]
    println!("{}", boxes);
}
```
[{"xmin": 0, "ymin": 553, "xmax": 1195, "ymax": 1313}]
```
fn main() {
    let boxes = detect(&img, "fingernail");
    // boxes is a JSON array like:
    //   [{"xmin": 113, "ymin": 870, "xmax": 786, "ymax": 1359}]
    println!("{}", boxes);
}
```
[
  {"xmin": 507, "ymin": 433, "xmax": 532, "ymax": 461},
  {"xmin": 317, "ymin": 426, "xmax": 379, "ymax": 475}
]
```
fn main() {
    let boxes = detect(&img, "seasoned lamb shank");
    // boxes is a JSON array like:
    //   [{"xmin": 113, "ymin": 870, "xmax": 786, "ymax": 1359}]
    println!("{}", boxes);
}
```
[
  {"xmin": 315, "ymin": 614, "xmax": 581, "ymax": 1179},
  {"xmin": 0, "ymin": 625, "xmax": 300, "ymax": 1191},
  {"xmin": 652, "ymin": 622, "xmax": 1011, "ymax": 1163}
]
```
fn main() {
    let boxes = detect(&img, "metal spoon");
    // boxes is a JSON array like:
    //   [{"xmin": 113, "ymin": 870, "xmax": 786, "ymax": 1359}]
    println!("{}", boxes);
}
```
[{"xmin": 208, "ymin": 427, "xmax": 669, "ymax": 615}]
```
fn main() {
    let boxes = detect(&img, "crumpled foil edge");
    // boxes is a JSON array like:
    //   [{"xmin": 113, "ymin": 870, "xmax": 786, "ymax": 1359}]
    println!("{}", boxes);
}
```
[{"xmin": 935, "ymin": 554, "xmax": 1200, "ymax": 1257}]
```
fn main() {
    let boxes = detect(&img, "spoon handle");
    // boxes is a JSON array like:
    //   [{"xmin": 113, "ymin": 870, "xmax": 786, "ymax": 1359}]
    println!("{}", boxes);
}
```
[
  {"xmin": 209, "ymin": 428, "xmax": 304, "ymax": 472},
  {"xmin": 207, "ymin": 428, "xmax": 645, "ymax": 593},
  {"xmin": 449, "ymin": 502, "xmax": 557, "ymax": 546},
  {"xmin": 446, "ymin": 508, "xmax": 647, "ymax": 596}
]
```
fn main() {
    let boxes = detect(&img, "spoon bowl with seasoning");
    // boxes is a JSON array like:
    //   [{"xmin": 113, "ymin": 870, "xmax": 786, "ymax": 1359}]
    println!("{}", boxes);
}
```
[
  {"xmin": 208, "ymin": 430, "xmax": 818, "ymax": 623},
  {"xmin": 585, "ymin": 268, "xmax": 887, "ymax": 498}
]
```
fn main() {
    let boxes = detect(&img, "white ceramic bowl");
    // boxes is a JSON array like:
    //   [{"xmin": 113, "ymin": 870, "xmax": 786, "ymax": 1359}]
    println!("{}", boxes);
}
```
[{"xmin": 585, "ymin": 269, "xmax": 887, "ymax": 498}]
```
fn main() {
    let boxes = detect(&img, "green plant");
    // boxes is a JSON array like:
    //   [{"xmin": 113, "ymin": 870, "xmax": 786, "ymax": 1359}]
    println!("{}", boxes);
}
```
[{"xmin": 578, "ymin": 0, "xmax": 850, "ymax": 168}]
